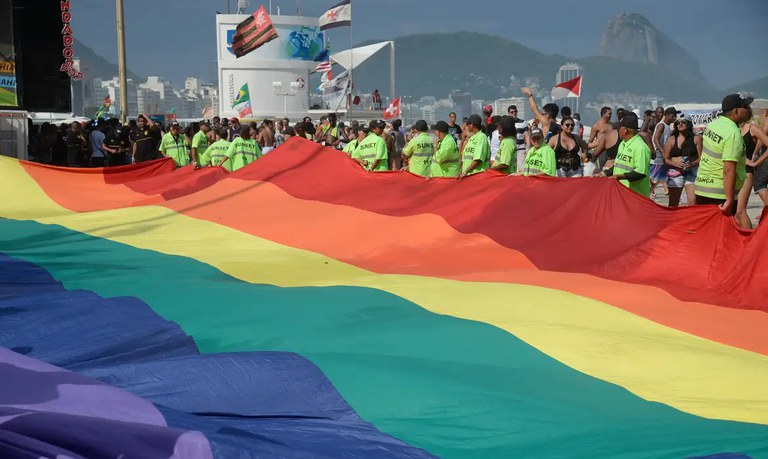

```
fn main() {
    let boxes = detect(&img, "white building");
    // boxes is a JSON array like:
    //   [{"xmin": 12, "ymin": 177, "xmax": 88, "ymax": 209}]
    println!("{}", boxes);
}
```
[{"xmin": 137, "ymin": 86, "xmax": 162, "ymax": 114}]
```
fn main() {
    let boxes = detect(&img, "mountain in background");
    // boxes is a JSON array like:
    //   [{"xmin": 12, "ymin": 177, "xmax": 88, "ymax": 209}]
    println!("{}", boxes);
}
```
[
  {"xmin": 351, "ymin": 31, "xmax": 717, "ymax": 105},
  {"xmin": 599, "ymin": 12, "xmax": 707, "ymax": 85},
  {"xmin": 725, "ymin": 75, "xmax": 768, "ymax": 98},
  {"xmin": 73, "ymin": 38, "xmax": 141, "ymax": 82}
]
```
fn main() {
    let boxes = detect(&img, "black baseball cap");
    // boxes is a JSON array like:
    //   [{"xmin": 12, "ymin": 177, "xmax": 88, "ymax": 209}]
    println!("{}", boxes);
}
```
[
  {"xmin": 618, "ymin": 114, "xmax": 639, "ymax": 129},
  {"xmin": 664, "ymin": 106, "xmax": 681, "ymax": 116},
  {"xmin": 721, "ymin": 93, "xmax": 754, "ymax": 112},
  {"xmin": 467, "ymin": 114, "xmax": 483, "ymax": 128},
  {"xmin": 369, "ymin": 119, "xmax": 385, "ymax": 130},
  {"xmin": 411, "ymin": 120, "xmax": 428, "ymax": 132},
  {"xmin": 170, "ymin": 121, "xmax": 180, "ymax": 128},
  {"xmin": 432, "ymin": 121, "xmax": 449, "ymax": 133},
  {"xmin": 530, "ymin": 127, "xmax": 544, "ymax": 138}
]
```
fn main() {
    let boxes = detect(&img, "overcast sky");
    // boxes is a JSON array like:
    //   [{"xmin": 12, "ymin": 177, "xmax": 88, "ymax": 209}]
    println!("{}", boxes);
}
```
[{"xmin": 71, "ymin": 0, "xmax": 768, "ymax": 89}]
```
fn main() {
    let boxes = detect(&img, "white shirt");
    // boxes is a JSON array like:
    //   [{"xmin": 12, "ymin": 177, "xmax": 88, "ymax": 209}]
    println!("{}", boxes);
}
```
[
  {"xmin": 90, "ymin": 130, "xmax": 105, "ymax": 158},
  {"xmin": 490, "ymin": 130, "xmax": 501, "ymax": 161}
]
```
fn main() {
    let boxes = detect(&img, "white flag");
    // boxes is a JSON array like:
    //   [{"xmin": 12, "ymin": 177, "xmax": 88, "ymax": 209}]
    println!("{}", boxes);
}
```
[{"xmin": 319, "ymin": 0, "xmax": 351, "ymax": 31}]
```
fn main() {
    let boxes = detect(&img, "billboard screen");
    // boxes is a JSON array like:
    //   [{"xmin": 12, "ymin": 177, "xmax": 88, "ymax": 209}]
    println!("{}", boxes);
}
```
[{"xmin": 0, "ymin": 0, "xmax": 18, "ymax": 107}]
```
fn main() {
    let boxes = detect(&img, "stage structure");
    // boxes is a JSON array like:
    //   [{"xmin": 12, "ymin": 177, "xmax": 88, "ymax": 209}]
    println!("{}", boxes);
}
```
[{"xmin": 216, "ymin": 13, "xmax": 324, "ymax": 119}]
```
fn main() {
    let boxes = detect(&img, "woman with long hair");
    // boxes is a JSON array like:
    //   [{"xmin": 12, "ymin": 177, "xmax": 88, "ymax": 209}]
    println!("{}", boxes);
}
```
[
  {"xmin": 548, "ymin": 116, "xmax": 589, "ymax": 177},
  {"xmin": 735, "ymin": 111, "xmax": 768, "ymax": 228},
  {"xmin": 662, "ymin": 118, "xmax": 701, "ymax": 207}
]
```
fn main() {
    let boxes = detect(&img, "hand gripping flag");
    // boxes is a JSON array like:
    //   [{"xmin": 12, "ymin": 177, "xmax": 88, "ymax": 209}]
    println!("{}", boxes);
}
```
[
  {"xmin": 232, "ymin": 83, "xmax": 253, "ymax": 118},
  {"xmin": 551, "ymin": 75, "xmax": 582, "ymax": 100},
  {"xmin": 383, "ymin": 98, "xmax": 400, "ymax": 120},
  {"xmin": 319, "ymin": 0, "xmax": 352, "ymax": 31},
  {"xmin": 232, "ymin": 6, "xmax": 279, "ymax": 58}
]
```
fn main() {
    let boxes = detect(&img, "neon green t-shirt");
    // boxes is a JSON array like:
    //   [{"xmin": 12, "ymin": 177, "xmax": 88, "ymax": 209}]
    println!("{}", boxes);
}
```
[
  {"xmin": 342, "ymin": 139, "xmax": 359, "ymax": 156},
  {"xmin": 461, "ymin": 131, "xmax": 490, "ymax": 175},
  {"xmin": 159, "ymin": 133, "xmax": 190, "ymax": 167},
  {"xmin": 614, "ymin": 134, "xmax": 651, "ymax": 196},
  {"xmin": 695, "ymin": 115, "xmax": 745, "ymax": 200},
  {"xmin": 205, "ymin": 139, "xmax": 232, "ymax": 172},
  {"xmin": 403, "ymin": 132, "xmax": 433, "ymax": 177},
  {"xmin": 225, "ymin": 137, "xmax": 261, "ymax": 172},
  {"xmin": 430, "ymin": 135, "xmax": 459, "ymax": 178},
  {"xmin": 523, "ymin": 144, "xmax": 557, "ymax": 176},
  {"xmin": 356, "ymin": 133, "xmax": 389, "ymax": 171},
  {"xmin": 495, "ymin": 137, "xmax": 517, "ymax": 174},
  {"xmin": 191, "ymin": 130, "xmax": 210, "ymax": 160}
]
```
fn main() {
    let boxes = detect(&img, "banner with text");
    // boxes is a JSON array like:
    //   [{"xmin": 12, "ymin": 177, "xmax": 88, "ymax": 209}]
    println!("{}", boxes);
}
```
[{"xmin": 0, "ymin": 0, "xmax": 18, "ymax": 107}]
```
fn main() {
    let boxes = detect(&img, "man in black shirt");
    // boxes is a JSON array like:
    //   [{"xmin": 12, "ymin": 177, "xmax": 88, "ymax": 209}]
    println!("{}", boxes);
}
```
[
  {"xmin": 65, "ymin": 121, "xmax": 86, "ymax": 166},
  {"xmin": 130, "ymin": 115, "xmax": 161, "ymax": 164},
  {"xmin": 105, "ymin": 119, "xmax": 130, "ymax": 167}
]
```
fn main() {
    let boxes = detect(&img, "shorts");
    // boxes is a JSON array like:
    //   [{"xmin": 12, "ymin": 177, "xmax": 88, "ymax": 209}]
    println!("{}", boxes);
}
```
[
  {"xmin": 754, "ymin": 160, "xmax": 768, "ymax": 193},
  {"xmin": 695, "ymin": 194, "xmax": 737, "ymax": 216},
  {"xmin": 650, "ymin": 163, "xmax": 668, "ymax": 181},
  {"xmin": 667, "ymin": 168, "xmax": 697, "ymax": 188},
  {"xmin": 557, "ymin": 167, "xmax": 583, "ymax": 178}
]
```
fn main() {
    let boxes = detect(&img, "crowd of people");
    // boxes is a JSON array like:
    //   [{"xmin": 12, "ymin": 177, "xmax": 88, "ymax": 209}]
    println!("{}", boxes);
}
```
[{"xmin": 27, "ymin": 92, "xmax": 768, "ymax": 228}]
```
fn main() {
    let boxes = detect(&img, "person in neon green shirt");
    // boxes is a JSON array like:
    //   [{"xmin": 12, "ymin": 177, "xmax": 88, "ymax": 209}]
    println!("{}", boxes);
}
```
[
  {"xmin": 458, "ymin": 114, "xmax": 490, "ymax": 179},
  {"xmin": 219, "ymin": 126, "xmax": 261, "ymax": 172},
  {"xmin": 491, "ymin": 116, "xmax": 517, "ymax": 174},
  {"xmin": 159, "ymin": 121, "xmax": 191, "ymax": 167},
  {"xmin": 602, "ymin": 114, "xmax": 651, "ymax": 196},
  {"xmin": 695, "ymin": 93, "xmax": 754, "ymax": 217},
  {"xmin": 199, "ymin": 128, "xmax": 232, "ymax": 171},
  {"xmin": 429, "ymin": 121, "xmax": 460, "ymax": 178},
  {"xmin": 402, "ymin": 120, "xmax": 433, "ymax": 177},
  {"xmin": 353, "ymin": 120, "xmax": 388, "ymax": 172},
  {"xmin": 191, "ymin": 122, "xmax": 210, "ymax": 165},
  {"xmin": 520, "ymin": 127, "xmax": 556, "ymax": 176},
  {"xmin": 343, "ymin": 126, "xmax": 366, "ymax": 156}
]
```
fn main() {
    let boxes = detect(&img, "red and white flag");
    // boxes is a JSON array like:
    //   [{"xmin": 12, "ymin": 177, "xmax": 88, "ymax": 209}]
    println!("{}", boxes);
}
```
[
  {"xmin": 383, "ymin": 98, "xmax": 400, "ymax": 120},
  {"xmin": 551, "ymin": 76, "xmax": 582, "ymax": 100},
  {"xmin": 315, "ymin": 61, "xmax": 332, "ymax": 73},
  {"xmin": 319, "ymin": 0, "xmax": 352, "ymax": 31},
  {"xmin": 232, "ymin": 6, "xmax": 279, "ymax": 58}
]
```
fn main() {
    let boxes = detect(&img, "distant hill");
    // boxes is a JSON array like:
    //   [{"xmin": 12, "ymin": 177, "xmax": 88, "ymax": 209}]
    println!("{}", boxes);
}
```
[
  {"xmin": 351, "ymin": 31, "xmax": 716, "ymax": 104},
  {"xmin": 599, "ymin": 12, "xmax": 707, "ymax": 85},
  {"xmin": 725, "ymin": 76, "xmax": 768, "ymax": 99},
  {"xmin": 73, "ymin": 38, "xmax": 141, "ymax": 82}
]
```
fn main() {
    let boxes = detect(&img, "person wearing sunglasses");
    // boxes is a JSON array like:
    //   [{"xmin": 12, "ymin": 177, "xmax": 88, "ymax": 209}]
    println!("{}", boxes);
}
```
[
  {"xmin": 662, "ymin": 118, "xmax": 701, "ymax": 207},
  {"xmin": 548, "ymin": 116, "xmax": 590, "ymax": 177}
]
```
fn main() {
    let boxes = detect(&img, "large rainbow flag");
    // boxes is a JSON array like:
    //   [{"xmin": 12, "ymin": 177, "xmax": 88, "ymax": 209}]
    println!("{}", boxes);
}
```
[{"xmin": 1, "ymin": 137, "xmax": 767, "ymax": 458}]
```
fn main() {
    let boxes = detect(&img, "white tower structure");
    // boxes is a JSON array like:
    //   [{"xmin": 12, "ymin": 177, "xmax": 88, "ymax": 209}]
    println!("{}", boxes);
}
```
[{"xmin": 216, "ymin": 13, "xmax": 323, "ymax": 119}]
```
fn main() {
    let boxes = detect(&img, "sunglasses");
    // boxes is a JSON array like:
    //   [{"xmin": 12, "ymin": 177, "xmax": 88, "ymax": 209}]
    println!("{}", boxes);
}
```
[{"xmin": 563, "ymin": 123, "xmax": 574, "ymax": 128}]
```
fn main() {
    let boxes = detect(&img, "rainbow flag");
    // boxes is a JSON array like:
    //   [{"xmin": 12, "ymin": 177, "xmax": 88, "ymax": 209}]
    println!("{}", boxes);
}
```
[{"xmin": 1, "ymin": 138, "xmax": 767, "ymax": 458}]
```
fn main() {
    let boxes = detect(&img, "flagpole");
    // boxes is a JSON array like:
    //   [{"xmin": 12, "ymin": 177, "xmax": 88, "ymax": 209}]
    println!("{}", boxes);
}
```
[{"xmin": 347, "ymin": 0, "xmax": 353, "ymax": 119}]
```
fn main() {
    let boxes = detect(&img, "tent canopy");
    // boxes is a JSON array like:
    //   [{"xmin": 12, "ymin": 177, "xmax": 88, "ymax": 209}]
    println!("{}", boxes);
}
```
[{"xmin": 330, "ymin": 41, "xmax": 391, "ymax": 71}]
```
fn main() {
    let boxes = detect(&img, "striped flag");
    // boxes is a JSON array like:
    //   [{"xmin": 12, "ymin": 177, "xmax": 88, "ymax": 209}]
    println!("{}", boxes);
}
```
[
  {"xmin": 315, "ymin": 61, "xmax": 332, "ymax": 73},
  {"xmin": 201, "ymin": 105, "xmax": 214, "ymax": 119},
  {"xmin": 319, "ymin": 0, "xmax": 352, "ymax": 31},
  {"xmin": 232, "ymin": 6, "xmax": 279, "ymax": 58},
  {"xmin": 93, "ymin": 96, "xmax": 111, "ymax": 119}
]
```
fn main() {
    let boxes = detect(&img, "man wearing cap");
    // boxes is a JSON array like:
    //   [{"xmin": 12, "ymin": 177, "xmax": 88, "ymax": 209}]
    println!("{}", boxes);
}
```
[
  {"xmin": 520, "ymin": 128, "xmax": 556, "ymax": 176},
  {"xmin": 353, "ymin": 120, "xmax": 389, "ymax": 172},
  {"xmin": 694, "ymin": 93, "xmax": 754, "ymax": 216},
  {"xmin": 602, "ymin": 114, "xmax": 652, "ymax": 197},
  {"xmin": 191, "ymin": 121, "xmax": 210, "ymax": 165},
  {"xmin": 219, "ymin": 125, "xmax": 261, "ymax": 172},
  {"xmin": 344, "ymin": 126, "xmax": 367, "ymax": 157},
  {"xmin": 430, "ymin": 121, "xmax": 460, "ymax": 178},
  {"xmin": 458, "ymin": 114, "xmax": 490, "ymax": 179},
  {"xmin": 402, "ymin": 120, "xmax": 433, "ymax": 177},
  {"xmin": 159, "ymin": 121, "xmax": 191, "ymax": 167}
]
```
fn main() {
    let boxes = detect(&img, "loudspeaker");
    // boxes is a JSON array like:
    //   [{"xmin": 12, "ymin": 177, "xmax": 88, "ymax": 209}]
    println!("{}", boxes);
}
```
[{"xmin": 12, "ymin": 0, "xmax": 72, "ymax": 112}]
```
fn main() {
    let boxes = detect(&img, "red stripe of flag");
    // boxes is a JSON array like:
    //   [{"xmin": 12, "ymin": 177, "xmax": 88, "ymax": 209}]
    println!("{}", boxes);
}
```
[{"xmin": 232, "ymin": 6, "xmax": 279, "ymax": 58}]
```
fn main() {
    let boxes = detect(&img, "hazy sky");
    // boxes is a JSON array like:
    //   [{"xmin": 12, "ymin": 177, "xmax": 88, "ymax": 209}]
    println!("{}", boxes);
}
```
[{"xmin": 71, "ymin": 0, "xmax": 768, "ymax": 89}]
